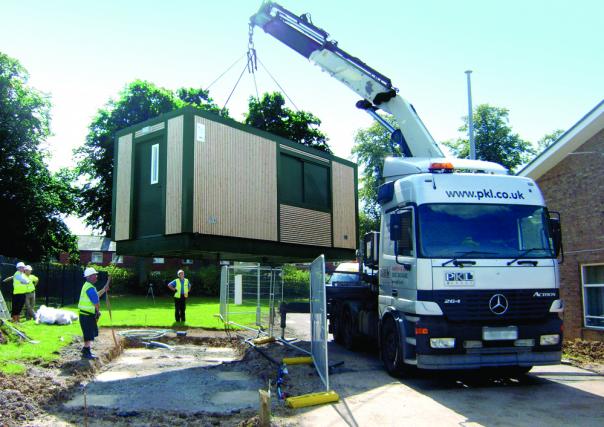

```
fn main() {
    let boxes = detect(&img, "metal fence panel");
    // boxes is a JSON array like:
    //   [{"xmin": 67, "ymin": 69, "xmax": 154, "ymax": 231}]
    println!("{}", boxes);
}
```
[
  {"xmin": 219, "ymin": 265, "xmax": 283, "ymax": 339},
  {"xmin": 310, "ymin": 254, "xmax": 329, "ymax": 391}
]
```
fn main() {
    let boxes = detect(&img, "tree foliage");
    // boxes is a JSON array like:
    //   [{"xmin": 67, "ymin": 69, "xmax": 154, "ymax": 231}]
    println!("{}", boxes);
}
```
[
  {"xmin": 74, "ymin": 80, "xmax": 227, "ymax": 235},
  {"xmin": 351, "ymin": 115, "xmax": 401, "ymax": 235},
  {"xmin": 443, "ymin": 104, "xmax": 535, "ymax": 172},
  {"xmin": 0, "ymin": 52, "xmax": 78, "ymax": 261},
  {"xmin": 244, "ymin": 92, "xmax": 331, "ymax": 153},
  {"xmin": 537, "ymin": 129, "xmax": 565, "ymax": 151}
]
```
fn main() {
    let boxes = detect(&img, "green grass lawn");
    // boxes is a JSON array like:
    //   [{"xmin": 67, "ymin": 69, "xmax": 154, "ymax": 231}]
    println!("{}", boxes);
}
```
[
  {"xmin": 0, "ymin": 295, "xmax": 225, "ymax": 374},
  {"xmin": 97, "ymin": 295, "xmax": 225, "ymax": 328},
  {"xmin": 0, "ymin": 316, "xmax": 81, "ymax": 374}
]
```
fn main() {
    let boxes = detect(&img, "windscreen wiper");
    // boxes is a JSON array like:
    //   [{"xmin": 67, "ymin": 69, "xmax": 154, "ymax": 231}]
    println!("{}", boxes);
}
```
[
  {"xmin": 441, "ymin": 251, "xmax": 496, "ymax": 267},
  {"xmin": 507, "ymin": 247, "xmax": 549, "ymax": 266}
]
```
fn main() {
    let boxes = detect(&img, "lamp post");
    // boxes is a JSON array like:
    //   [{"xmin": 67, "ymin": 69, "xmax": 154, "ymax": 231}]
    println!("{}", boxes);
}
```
[{"xmin": 465, "ymin": 70, "xmax": 475, "ymax": 160}]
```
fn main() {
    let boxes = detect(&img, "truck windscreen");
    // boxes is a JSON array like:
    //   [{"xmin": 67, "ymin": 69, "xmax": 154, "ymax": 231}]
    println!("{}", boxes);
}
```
[{"xmin": 417, "ymin": 204, "xmax": 554, "ymax": 259}]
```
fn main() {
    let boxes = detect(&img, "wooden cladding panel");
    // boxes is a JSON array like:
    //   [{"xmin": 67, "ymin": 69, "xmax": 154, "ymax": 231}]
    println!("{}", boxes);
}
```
[
  {"xmin": 165, "ymin": 116, "xmax": 184, "ymax": 234},
  {"xmin": 193, "ymin": 116, "xmax": 277, "ymax": 241},
  {"xmin": 115, "ymin": 134, "xmax": 132, "ymax": 241},
  {"xmin": 280, "ymin": 204, "xmax": 331, "ymax": 247},
  {"xmin": 332, "ymin": 163, "xmax": 356, "ymax": 249}
]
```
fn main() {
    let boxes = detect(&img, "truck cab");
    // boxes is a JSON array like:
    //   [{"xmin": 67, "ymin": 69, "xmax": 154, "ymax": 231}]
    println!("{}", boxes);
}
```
[{"xmin": 373, "ymin": 157, "xmax": 563, "ymax": 374}]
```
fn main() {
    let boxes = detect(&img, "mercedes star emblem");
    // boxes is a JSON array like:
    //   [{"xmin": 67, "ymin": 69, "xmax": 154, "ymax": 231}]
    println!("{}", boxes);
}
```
[{"xmin": 489, "ymin": 294, "xmax": 509, "ymax": 315}]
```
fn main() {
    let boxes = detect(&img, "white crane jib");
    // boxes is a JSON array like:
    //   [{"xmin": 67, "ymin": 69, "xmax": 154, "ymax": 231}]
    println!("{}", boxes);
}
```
[{"xmin": 250, "ymin": 2, "xmax": 444, "ymax": 159}]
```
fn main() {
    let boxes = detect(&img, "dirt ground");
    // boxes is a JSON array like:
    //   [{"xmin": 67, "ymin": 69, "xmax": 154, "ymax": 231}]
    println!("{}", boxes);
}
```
[
  {"xmin": 2, "ymin": 323, "xmax": 603, "ymax": 427},
  {"xmin": 0, "ymin": 326, "xmax": 327, "ymax": 427}
]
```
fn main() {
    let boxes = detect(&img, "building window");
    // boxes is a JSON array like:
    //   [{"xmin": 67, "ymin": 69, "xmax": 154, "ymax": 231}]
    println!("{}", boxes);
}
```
[
  {"xmin": 91, "ymin": 252, "xmax": 103, "ymax": 264},
  {"xmin": 279, "ymin": 153, "xmax": 330, "ymax": 210},
  {"xmin": 153, "ymin": 257, "xmax": 165, "ymax": 264},
  {"xmin": 151, "ymin": 143, "xmax": 159, "ymax": 184},
  {"xmin": 582, "ymin": 264, "xmax": 604, "ymax": 329},
  {"xmin": 112, "ymin": 253, "xmax": 123, "ymax": 264},
  {"xmin": 182, "ymin": 259, "xmax": 194, "ymax": 265}
]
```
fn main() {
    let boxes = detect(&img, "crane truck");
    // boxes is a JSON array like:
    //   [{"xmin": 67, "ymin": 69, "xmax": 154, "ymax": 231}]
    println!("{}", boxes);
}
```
[{"xmin": 251, "ymin": 2, "xmax": 564, "ymax": 375}]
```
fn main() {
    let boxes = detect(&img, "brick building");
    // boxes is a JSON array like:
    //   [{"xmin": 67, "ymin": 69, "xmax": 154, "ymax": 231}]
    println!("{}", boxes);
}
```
[
  {"xmin": 61, "ymin": 235, "xmax": 198, "ymax": 272},
  {"xmin": 518, "ymin": 100, "xmax": 604, "ymax": 341}
]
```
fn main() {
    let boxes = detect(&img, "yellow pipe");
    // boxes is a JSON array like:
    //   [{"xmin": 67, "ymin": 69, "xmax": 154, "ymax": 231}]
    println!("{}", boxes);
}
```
[
  {"xmin": 282, "ymin": 356, "xmax": 313, "ymax": 365},
  {"xmin": 252, "ymin": 336, "xmax": 276, "ymax": 345},
  {"xmin": 286, "ymin": 391, "xmax": 340, "ymax": 408}
]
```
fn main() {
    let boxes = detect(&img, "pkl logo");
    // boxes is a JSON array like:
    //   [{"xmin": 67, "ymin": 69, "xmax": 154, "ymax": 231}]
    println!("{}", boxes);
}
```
[{"xmin": 446, "ymin": 272, "xmax": 474, "ymax": 281}]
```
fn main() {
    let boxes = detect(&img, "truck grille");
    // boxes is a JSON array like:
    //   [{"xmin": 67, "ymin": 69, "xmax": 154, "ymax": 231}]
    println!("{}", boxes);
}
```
[{"xmin": 420, "ymin": 289, "xmax": 558, "ymax": 322}]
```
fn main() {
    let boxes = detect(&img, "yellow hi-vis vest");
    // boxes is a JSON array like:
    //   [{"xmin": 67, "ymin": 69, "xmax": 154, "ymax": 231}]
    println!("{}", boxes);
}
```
[
  {"xmin": 12, "ymin": 272, "xmax": 30, "ymax": 295},
  {"xmin": 26, "ymin": 274, "xmax": 38, "ymax": 293},
  {"xmin": 78, "ymin": 281, "xmax": 96, "ymax": 315},
  {"xmin": 174, "ymin": 278, "xmax": 189, "ymax": 299}
]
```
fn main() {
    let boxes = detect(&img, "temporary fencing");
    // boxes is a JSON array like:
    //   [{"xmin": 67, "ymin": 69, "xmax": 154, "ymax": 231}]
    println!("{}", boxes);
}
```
[
  {"xmin": 219, "ymin": 264, "xmax": 283, "ymax": 339},
  {"xmin": 310, "ymin": 254, "xmax": 329, "ymax": 391}
]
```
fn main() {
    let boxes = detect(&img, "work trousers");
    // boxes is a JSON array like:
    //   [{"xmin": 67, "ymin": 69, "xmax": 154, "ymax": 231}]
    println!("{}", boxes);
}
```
[
  {"xmin": 24, "ymin": 292, "xmax": 36, "ymax": 320},
  {"xmin": 11, "ymin": 294, "xmax": 26, "ymax": 317},
  {"xmin": 174, "ymin": 297, "xmax": 187, "ymax": 322}
]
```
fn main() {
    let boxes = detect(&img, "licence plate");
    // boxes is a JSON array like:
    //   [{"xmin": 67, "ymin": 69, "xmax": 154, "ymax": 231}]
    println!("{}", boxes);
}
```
[{"xmin": 482, "ymin": 326, "xmax": 518, "ymax": 341}]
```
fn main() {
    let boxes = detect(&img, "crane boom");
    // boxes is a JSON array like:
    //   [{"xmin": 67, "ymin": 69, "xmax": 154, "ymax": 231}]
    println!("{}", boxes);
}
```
[{"xmin": 250, "ymin": 1, "xmax": 444, "ymax": 158}]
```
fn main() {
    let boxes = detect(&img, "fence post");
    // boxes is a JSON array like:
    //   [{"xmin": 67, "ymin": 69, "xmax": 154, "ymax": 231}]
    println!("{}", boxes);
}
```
[
  {"xmin": 61, "ymin": 265, "xmax": 65, "ymax": 306},
  {"xmin": 45, "ymin": 262, "xmax": 50, "ymax": 306}
]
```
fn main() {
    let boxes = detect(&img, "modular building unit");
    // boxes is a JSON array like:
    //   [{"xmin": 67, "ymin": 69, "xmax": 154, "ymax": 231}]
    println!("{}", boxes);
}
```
[{"xmin": 112, "ymin": 107, "xmax": 358, "ymax": 263}]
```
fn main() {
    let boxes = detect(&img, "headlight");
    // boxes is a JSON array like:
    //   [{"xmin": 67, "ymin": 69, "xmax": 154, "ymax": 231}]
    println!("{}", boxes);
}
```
[
  {"xmin": 540, "ymin": 334, "xmax": 560, "ymax": 345},
  {"xmin": 430, "ymin": 338, "xmax": 455, "ymax": 349}
]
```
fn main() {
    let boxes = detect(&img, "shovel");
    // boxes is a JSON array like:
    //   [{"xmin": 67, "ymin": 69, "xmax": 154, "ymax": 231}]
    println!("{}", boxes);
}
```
[{"xmin": 0, "ymin": 319, "xmax": 40, "ymax": 344}]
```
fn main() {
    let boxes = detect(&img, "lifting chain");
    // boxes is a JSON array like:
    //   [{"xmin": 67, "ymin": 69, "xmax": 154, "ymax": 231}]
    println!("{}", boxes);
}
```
[{"xmin": 247, "ymin": 23, "xmax": 258, "ymax": 74}]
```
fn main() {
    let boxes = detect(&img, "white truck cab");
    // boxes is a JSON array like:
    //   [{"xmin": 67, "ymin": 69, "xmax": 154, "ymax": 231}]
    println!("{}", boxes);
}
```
[{"xmin": 372, "ymin": 157, "xmax": 563, "ymax": 373}]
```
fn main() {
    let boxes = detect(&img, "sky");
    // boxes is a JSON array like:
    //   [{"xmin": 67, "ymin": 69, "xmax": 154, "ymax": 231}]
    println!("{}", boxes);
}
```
[{"xmin": 1, "ymin": 0, "xmax": 603, "ymax": 234}]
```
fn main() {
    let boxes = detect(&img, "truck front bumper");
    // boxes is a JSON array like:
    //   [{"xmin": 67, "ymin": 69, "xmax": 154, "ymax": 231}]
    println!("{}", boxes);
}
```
[
  {"xmin": 411, "ymin": 315, "xmax": 562, "ymax": 370},
  {"xmin": 417, "ymin": 350, "xmax": 561, "ymax": 370}
]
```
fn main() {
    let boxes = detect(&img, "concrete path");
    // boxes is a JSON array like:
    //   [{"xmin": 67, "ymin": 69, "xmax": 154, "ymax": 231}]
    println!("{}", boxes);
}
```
[{"xmin": 283, "ymin": 313, "xmax": 604, "ymax": 427}]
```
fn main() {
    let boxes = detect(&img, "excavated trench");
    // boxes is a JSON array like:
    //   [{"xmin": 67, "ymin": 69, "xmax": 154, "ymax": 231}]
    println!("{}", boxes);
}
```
[{"xmin": 63, "ymin": 335, "xmax": 264, "ymax": 416}]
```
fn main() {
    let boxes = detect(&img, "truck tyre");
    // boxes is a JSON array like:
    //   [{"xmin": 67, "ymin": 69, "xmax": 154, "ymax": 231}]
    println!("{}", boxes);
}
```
[
  {"xmin": 340, "ymin": 308, "xmax": 357, "ymax": 351},
  {"xmin": 380, "ymin": 316, "xmax": 414, "ymax": 377}
]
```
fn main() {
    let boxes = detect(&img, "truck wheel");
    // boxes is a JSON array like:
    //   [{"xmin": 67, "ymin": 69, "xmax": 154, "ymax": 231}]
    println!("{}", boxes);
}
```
[
  {"xmin": 340, "ymin": 308, "xmax": 357, "ymax": 350},
  {"xmin": 380, "ymin": 316, "xmax": 413, "ymax": 377},
  {"xmin": 332, "ymin": 312, "xmax": 343, "ymax": 344}
]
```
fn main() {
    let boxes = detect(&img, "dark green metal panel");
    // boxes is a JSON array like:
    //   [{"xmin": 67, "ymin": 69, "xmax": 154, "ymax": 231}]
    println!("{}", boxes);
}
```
[
  {"xmin": 116, "ymin": 232, "xmax": 355, "ymax": 263},
  {"xmin": 277, "ymin": 152, "xmax": 331, "ymax": 212},
  {"xmin": 133, "ymin": 138, "xmax": 165, "ymax": 238},
  {"xmin": 279, "ymin": 154, "xmax": 304, "ymax": 205},
  {"xmin": 181, "ymin": 111, "xmax": 195, "ymax": 233},
  {"xmin": 303, "ymin": 161, "xmax": 330, "ymax": 209}
]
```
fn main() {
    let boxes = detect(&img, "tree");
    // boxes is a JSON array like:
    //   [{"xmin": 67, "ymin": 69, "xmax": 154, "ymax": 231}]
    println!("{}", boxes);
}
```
[
  {"xmin": 0, "ymin": 52, "xmax": 78, "ymax": 261},
  {"xmin": 537, "ymin": 129, "xmax": 565, "ymax": 151},
  {"xmin": 244, "ymin": 92, "xmax": 331, "ymax": 153},
  {"xmin": 351, "ymin": 115, "xmax": 402, "ymax": 235},
  {"xmin": 443, "ymin": 104, "xmax": 535, "ymax": 172},
  {"xmin": 74, "ymin": 80, "xmax": 227, "ymax": 235}
]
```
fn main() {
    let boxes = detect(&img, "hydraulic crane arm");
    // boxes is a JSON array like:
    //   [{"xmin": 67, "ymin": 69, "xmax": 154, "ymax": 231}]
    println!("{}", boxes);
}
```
[{"xmin": 250, "ymin": 2, "xmax": 444, "ymax": 158}]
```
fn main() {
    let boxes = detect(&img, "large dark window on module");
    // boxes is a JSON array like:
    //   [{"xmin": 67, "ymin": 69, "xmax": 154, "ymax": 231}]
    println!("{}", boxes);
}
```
[
  {"xmin": 279, "ymin": 153, "xmax": 330, "ymax": 210},
  {"xmin": 280, "ymin": 154, "xmax": 304, "ymax": 204}
]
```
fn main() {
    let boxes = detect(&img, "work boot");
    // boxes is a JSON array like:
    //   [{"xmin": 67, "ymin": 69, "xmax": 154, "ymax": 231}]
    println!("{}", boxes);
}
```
[{"xmin": 81, "ymin": 347, "xmax": 98, "ymax": 360}]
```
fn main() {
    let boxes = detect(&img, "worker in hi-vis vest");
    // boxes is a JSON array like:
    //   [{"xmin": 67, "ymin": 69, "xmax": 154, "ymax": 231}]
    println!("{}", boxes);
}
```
[
  {"xmin": 167, "ymin": 269, "xmax": 191, "ymax": 323},
  {"xmin": 10, "ymin": 262, "xmax": 30, "ymax": 323},
  {"xmin": 23, "ymin": 265, "xmax": 38, "ymax": 320},
  {"xmin": 78, "ymin": 267, "xmax": 110, "ymax": 359}
]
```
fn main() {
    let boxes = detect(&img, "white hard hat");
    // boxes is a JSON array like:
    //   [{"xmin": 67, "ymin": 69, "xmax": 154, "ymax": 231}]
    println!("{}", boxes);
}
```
[
  {"xmin": 16, "ymin": 262, "xmax": 26, "ymax": 268},
  {"xmin": 177, "ymin": 269, "xmax": 184, "ymax": 275},
  {"xmin": 25, "ymin": 265, "xmax": 32, "ymax": 271},
  {"xmin": 83, "ymin": 267, "xmax": 98, "ymax": 278}
]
